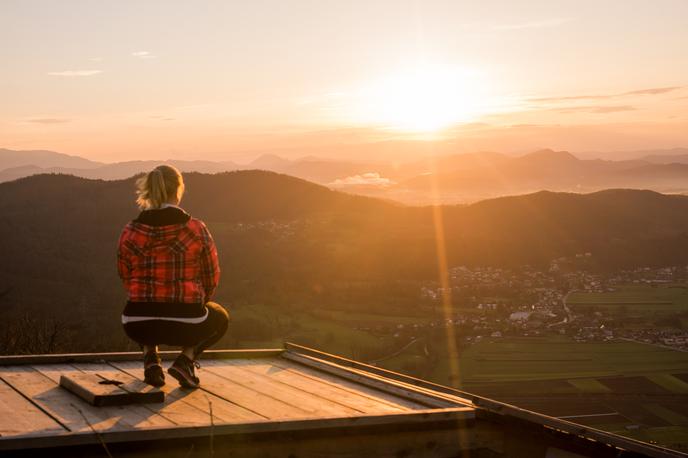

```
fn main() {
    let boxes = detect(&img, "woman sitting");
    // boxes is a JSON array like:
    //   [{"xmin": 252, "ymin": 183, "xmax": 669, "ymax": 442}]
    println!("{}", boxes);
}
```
[{"xmin": 117, "ymin": 165, "xmax": 229, "ymax": 388}]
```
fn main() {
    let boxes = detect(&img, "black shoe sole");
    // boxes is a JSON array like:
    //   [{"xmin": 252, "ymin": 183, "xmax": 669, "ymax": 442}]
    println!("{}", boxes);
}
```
[{"xmin": 168, "ymin": 366, "xmax": 200, "ymax": 389}]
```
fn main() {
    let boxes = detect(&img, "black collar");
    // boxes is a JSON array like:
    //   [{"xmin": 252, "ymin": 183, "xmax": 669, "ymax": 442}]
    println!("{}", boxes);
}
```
[{"xmin": 134, "ymin": 207, "xmax": 191, "ymax": 226}]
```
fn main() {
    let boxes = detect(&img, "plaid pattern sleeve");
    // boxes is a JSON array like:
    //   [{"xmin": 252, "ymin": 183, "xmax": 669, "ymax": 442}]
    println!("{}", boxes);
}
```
[
  {"xmin": 198, "ymin": 221, "xmax": 220, "ymax": 300},
  {"xmin": 116, "ymin": 225, "xmax": 133, "ymax": 287}
]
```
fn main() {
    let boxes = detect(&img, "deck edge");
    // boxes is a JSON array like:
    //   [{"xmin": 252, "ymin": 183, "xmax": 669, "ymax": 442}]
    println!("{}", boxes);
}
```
[
  {"xmin": 0, "ymin": 349, "xmax": 285, "ymax": 365},
  {"xmin": 0, "ymin": 407, "xmax": 473, "ymax": 451}
]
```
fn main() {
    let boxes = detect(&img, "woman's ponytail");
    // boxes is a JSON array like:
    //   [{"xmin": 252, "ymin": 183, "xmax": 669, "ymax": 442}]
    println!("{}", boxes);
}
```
[{"xmin": 135, "ymin": 165, "xmax": 184, "ymax": 210}]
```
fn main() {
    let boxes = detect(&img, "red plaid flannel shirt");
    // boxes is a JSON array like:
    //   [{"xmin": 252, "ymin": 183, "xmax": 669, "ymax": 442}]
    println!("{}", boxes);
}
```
[{"xmin": 117, "ymin": 218, "xmax": 220, "ymax": 304}]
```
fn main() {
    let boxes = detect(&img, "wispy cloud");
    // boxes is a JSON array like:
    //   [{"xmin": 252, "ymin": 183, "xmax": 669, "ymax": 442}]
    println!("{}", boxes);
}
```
[
  {"xmin": 554, "ymin": 105, "xmax": 636, "ymax": 114},
  {"xmin": 623, "ymin": 87, "xmax": 682, "ymax": 96},
  {"xmin": 330, "ymin": 172, "xmax": 394, "ymax": 187},
  {"xmin": 508, "ymin": 124, "xmax": 545, "ymax": 129},
  {"xmin": 25, "ymin": 118, "xmax": 71, "ymax": 124},
  {"xmin": 591, "ymin": 105, "xmax": 636, "ymax": 113},
  {"xmin": 533, "ymin": 86, "xmax": 683, "ymax": 103},
  {"xmin": 132, "ymin": 51, "xmax": 155, "ymax": 59},
  {"xmin": 47, "ymin": 70, "xmax": 102, "ymax": 77},
  {"xmin": 534, "ymin": 94, "xmax": 608, "ymax": 102},
  {"xmin": 492, "ymin": 17, "xmax": 572, "ymax": 30}
]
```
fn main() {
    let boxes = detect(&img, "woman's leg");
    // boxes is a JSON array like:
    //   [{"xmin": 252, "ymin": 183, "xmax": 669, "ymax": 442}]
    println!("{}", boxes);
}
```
[
  {"xmin": 177, "ymin": 303, "xmax": 228, "ymax": 360},
  {"xmin": 168, "ymin": 303, "xmax": 229, "ymax": 389},
  {"xmin": 142, "ymin": 344, "xmax": 165, "ymax": 387},
  {"xmin": 175, "ymin": 302, "xmax": 230, "ymax": 360},
  {"xmin": 181, "ymin": 346, "xmax": 195, "ymax": 359},
  {"xmin": 123, "ymin": 322, "xmax": 165, "ymax": 387},
  {"xmin": 191, "ymin": 302, "xmax": 229, "ymax": 358}
]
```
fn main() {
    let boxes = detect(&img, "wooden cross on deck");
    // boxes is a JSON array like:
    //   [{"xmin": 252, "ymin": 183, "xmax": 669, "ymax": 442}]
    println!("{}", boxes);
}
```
[{"xmin": 59, "ymin": 372, "xmax": 164, "ymax": 406}]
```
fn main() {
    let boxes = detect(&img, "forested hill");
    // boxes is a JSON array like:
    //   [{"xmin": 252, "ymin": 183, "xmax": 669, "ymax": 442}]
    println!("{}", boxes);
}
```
[
  {"xmin": 0, "ymin": 170, "xmax": 389, "ymax": 222},
  {"xmin": 2, "ymin": 171, "xmax": 688, "ymax": 352}
]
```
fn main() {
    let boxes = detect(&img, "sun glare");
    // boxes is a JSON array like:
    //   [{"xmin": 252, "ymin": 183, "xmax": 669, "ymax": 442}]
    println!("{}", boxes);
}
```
[{"xmin": 350, "ymin": 65, "xmax": 492, "ymax": 133}]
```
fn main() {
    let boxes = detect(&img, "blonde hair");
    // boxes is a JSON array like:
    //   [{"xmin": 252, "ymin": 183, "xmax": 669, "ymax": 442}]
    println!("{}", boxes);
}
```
[{"xmin": 136, "ymin": 165, "xmax": 185, "ymax": 210}]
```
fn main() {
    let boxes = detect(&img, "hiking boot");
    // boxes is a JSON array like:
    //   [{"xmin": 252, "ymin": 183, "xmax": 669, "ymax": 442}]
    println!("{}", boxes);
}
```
[
  {"xmin": 143, "ymin": 351, "xmax": 165, "ymax": 387},
  {"xmin": 168, "ymin": 354, "xmax": 200, "ymax": 389}
]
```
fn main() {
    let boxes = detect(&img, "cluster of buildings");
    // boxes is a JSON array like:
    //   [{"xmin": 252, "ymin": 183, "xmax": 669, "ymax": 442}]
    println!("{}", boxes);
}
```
[{"xmin": 412, "ymin": 257, "xmax": 688, "ymax": 351}]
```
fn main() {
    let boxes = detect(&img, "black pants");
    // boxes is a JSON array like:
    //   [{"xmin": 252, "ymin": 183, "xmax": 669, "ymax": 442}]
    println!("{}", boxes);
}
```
[{"xmin": 123, "ymin": 302, "xmax": 229, "ymax": 357}]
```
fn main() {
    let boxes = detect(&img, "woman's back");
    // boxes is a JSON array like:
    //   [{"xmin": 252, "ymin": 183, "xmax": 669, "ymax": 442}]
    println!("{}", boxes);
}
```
[{"xmin": 118, "ymin": 205, "xmax": 219, "ymax": 304}]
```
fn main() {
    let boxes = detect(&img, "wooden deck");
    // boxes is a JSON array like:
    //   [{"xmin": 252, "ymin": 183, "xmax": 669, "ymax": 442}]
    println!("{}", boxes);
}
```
[
  {"xmin": 0, "ymin": 345, "xmax": 475, "ymax": 457},
  {"xmin": 0, "ymin": 344, "xmax": 685, "ymax": 458}
]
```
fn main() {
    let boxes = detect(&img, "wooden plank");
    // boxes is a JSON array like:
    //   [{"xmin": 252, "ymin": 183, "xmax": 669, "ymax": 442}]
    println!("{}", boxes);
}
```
[
  {"xmin": 0, "ymin": 406, "xmax": 474, "ymax": 451},
  {"xmin": 286, "ymin": 342, "xmax": 475, "ymax": 403},
  {"xmin": 59, "ymin": 372, "xmax": 130, "ymax": 406},
  {"xmin": 0, "ymin": 348, "xmax": 284, "ymax": 366},
  {"xmin": 59, "ymin": 372, "xmax": 163, "ymax": 406},
  {"xmin": 67, "ymin": 364, "xmax": 164, "ymax": 405},
  {"xmin": 282, "ymin": 352, "xmax": 460, "ymax": 408},
  {"xmin": 201, "ymin": 360, "xmax": 365, "ymax": 417},
  {"xmin": 117, "ymin": 377, "xmax": 165, "ymax": 404},
  {"xmin": 0, "ymin": 365, "xmax": 174, "ymax": 433},
  {"xmin": 187, "ymin": 364, "xmax": 317, "ymax": 420},
  {"xmin": 46, "ymin": 365, "xmax": 169, "ymax": 427},
  {"xmin": 228, "ymin": 358, "xmax": 420, "ymax": 414},
  {"xmin": 110, "ymin": 360, "xmax": 266, "ymax": 424},
  {"xmin": 76, "ymin": 362, "xmax": 311, "ymax": 422},
  {"xmin": 244, "ymin": 357, "xmax": 430, "ymax": 410},
  {"xmin": 0, "ymin": 378, "xmax": 66, "ymax": 437},
  {"xmin": 70, "ymin": 362, "xmax": 210, "ymax": 427},
  {"xmin": 2, "ymin": 365, "xmax": 127, "ymax": 432}
]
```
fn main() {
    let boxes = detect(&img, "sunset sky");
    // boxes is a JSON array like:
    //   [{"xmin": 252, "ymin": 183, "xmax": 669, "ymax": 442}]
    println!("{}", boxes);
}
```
[{"xmin": 1, "ymin": 0, "xmax": 687, "ymax": 162}]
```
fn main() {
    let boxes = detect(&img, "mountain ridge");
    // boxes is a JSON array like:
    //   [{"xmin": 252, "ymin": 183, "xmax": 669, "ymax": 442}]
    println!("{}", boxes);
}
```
[{"xmin": 5, "ymin": 147, "xmax": 688, "ymax": 205}]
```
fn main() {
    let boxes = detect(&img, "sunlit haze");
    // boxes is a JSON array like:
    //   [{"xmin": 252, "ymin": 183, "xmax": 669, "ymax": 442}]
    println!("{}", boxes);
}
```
[
  {"xmin": 1, "ymin": 0, "xmax": 687, "ymax": 161},
  {"xmin": 342, "ymin": 64, "xmax": 499, "ymax": 132}
]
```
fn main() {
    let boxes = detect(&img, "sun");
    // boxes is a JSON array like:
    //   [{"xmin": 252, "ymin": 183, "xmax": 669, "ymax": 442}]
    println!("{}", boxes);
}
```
[{"xmin": 350, "ymin": 65, "xmax": 492, "ymax": 132}]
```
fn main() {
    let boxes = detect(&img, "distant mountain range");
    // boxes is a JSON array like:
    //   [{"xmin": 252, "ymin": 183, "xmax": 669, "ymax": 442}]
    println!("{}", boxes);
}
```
[
  {"xmin": 576, "ymin": 147, "xmax": 688, "ymax": 162},
  {"xmin": 0, "ymin": 148, "xmax": 103, "ymax": 170},
  {"xmin": 637, "ymin": 149, "xmax": 688, "ymax": 164},
  {"xmin": 0, "ymin": 149, "xmax": 242, "ymax": 181},
  {"xmin": 389, "ymin": 149, "xmax": 688, "ymax": 203},
  {"xmin": 3, "ymin": 147, "xmax": 688, "ymax": 204}
]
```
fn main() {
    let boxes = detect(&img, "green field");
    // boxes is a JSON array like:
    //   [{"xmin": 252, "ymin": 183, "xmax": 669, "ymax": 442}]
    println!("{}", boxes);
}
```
[
  {"xmin": 226, "ymin": 304, "xmax": 396, "ymax": 359},
  {"xmin": 568, "ymin": 284, "xmax": 688, "ymax": 313},
  {"xmin": 230, "ymin": 302, "xmax": 688, "ymax": 391},
  {"xmin": 310, "ymin": 309, "xmax": 431, "ymax": 326},
  {"xmin": 444, "ymin": 337, "xmax": 688, "ymax": 452},
  {"xmin": 567, "ymin": 378, "xmax": 613, "ymax": 393},
  {"xmin": 617, "ymin": 427, "xmax": 688, "ymax": 454},
  {"xmin": 378, "ymin": 336, "xmax": 688, "ymax": 388},
  {"xmin": 457, "ymin": 337, "xmax": 688, "ymax": 384}
]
